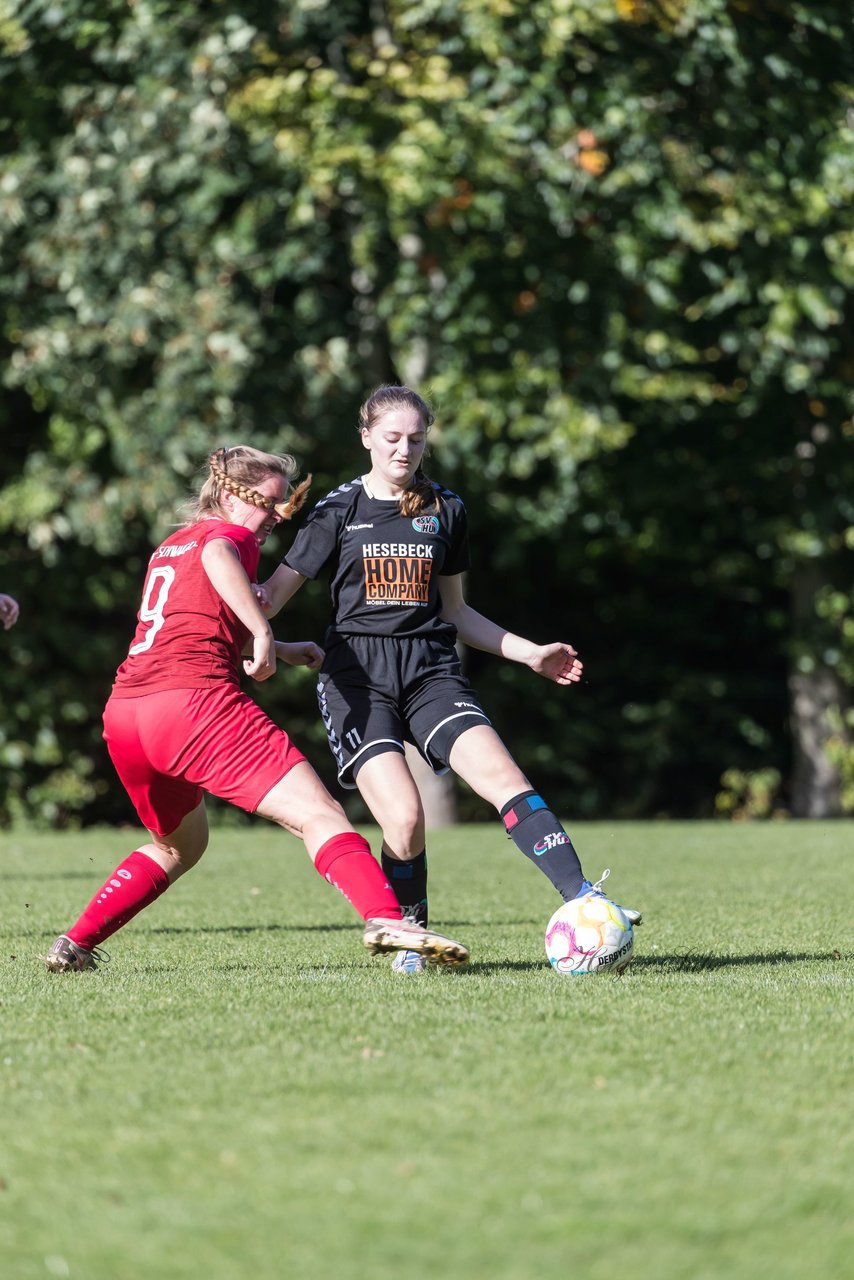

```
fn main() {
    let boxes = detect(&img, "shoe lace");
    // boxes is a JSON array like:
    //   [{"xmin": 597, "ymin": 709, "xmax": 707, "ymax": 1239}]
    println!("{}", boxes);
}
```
[
  {"xmin": 88, "ymin": 945, "xmax": 111, "ymax": 967},
  {"xmin": 589, "ymin": 868, "xmax": 612, "ymax": 895}
]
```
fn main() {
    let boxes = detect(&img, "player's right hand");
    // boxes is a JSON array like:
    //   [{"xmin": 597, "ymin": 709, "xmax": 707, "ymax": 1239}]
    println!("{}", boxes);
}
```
[
  {"xmin": 252, "ymin": 584, "xmax": 273, "ymax": 614},
  {"xmin": 244, "ymin": 631, "xmax": 277, "ymax": 681}
]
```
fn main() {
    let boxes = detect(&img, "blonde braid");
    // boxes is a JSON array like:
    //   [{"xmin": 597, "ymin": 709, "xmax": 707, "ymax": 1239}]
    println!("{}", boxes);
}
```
[
  {"xmin": 189, "ymin": 446, "xmax": 312, "ymax": 522},
  {"xmin": 209, "ymin": 449, "xmax": 271, "ymax": 510}
]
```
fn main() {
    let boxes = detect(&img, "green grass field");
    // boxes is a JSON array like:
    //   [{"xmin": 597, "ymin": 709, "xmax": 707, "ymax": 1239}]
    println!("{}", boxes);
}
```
[{"xmin": 1, "ymin": 821, "xmax": 851, "ymax": 1280}]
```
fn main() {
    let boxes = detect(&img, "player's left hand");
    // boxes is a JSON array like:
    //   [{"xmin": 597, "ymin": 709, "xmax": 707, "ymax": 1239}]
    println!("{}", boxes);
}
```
[
  {"xmin": 529, "ymin": 643, "xmax": 583, "ymax": 686},
  {"xmin": 276, "ymin": 640, "xmax": 324, "ymax": 670}
]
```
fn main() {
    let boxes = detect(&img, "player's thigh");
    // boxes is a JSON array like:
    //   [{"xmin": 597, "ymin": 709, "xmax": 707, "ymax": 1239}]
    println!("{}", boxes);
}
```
[
  {"xmin": 354, "ymin": 752, "xmax": 425, "ymax": 851},
  {"xmin": 447, "ymin": 723, "xmax": 531, "ymax": 809},
  {"xmin": 255, "ymin": 759, "xmax": 347, "ymax": 842}
]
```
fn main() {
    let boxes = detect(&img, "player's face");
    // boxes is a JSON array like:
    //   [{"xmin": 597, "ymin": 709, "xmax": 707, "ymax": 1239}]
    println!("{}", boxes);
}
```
[
  {"xmin": 361, "ymin": 408, "xmax": 428, "ymax": 493},
  {"xmin": 224, "ymin": 474, "xmax": 288, "ymax": 544}
]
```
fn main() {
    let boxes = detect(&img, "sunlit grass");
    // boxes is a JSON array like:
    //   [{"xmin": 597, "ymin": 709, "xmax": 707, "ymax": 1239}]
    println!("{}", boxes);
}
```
[{"xmin": 1, "ymin": 821, "xmax": 851, "ymax": 1280}]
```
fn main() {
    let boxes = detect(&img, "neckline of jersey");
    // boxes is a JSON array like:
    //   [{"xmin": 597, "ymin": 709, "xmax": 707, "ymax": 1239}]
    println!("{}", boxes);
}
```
[{"xmin": 361, "ymin": 474, "xmax": 403, "ymax": 502}]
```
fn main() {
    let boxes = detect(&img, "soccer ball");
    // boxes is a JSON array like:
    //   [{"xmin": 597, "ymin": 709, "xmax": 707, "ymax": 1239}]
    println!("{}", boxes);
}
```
[{"xmin": 545, "ymin": 894, "xmax": 634, "ymax": 975}]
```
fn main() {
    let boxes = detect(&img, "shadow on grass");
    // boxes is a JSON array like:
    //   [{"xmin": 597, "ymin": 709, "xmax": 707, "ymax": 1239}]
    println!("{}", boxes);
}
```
[
  {"xmin": 144, "ymin": 920, "xmax": 485, "ymax": 936},
  {"xmin": 29, "ymin": 917, "xmax": 848, "ymax": 972},
  {"xmin": 632, "ymin": 950, "xmax": 847, "ymax": 972},
  {"xmin": 453, "ymin": 960, "xmax": 547, "ymax": 975},
  {"xmin": 149, "ymin": 923, "xmax": 358, "ymax": 936},
  {"xmin": 2, "ymin": 870, "xmax": 108, "ymax": 881},
  {"xmin": 446, "ymin": 950, "xmax": 849, "ymax": 977}
]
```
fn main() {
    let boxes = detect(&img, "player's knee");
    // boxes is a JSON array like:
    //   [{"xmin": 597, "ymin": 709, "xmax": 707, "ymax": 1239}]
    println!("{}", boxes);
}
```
[
  {"xmin": 382, "ymin": 813, "xmax": 424, "ymax": 858},
  {"xmin": 177, "ymin": 828, "xmax": 210, "ymax": 868},
  {"xmin": 145, "ymin": 836, "xmax": 207, "ymax": 882}
]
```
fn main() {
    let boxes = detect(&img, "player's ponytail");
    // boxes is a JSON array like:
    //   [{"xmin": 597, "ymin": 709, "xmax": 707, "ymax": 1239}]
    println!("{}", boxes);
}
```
[{"xmin": 400, "ymin": 467, "xmax": 439, "ymax": 518}]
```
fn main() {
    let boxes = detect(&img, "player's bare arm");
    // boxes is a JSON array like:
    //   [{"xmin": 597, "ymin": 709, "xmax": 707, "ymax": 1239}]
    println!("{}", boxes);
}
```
[
  {"xmin": 275, "ymin": 640, "xmax": 324, "ymax": 670},
  {"xmin": 438, "ymin": 573, "xmax": 583, "ymax": 686},
  {"xmin": 200, "ymin": 537, "xmax": 277, "ymax": 680},
  {"xmin": 238, "ymin": 638, "xmax": 323, "ymax": 670},
  {"xmin": 255, "ymin": 564, "xmax": 307, "ymax": 617}
]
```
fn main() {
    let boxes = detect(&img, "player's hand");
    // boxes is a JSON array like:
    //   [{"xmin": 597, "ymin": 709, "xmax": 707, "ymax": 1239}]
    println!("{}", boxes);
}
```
[
  {"xmin": 243, "ymin": 631, "xmax": 277, "ymax": 681},
  {"xmin": 0, "ymin": 594, "xmax": 19, "ymax": 630},
  {"xmin": 252, "ymin": 583, "xmax": 273, "ymax": 615},
  {"xmin": 529, "ymin": 642, "xmax": 583, "ymax": 686},
  {"xmin": 276, "ymin": 640, "xmax": 324, "ymax": 670}
]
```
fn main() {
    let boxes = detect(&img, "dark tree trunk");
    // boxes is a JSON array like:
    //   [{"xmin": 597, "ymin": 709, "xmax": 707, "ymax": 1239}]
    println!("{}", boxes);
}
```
[{"xmin": 789, "ymin": 562, "xmax": 845, "ymax": 817}]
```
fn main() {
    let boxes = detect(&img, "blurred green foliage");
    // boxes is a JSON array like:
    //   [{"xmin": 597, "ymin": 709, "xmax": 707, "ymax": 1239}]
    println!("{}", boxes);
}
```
[
  {"xmin": 715, "ymin": 767, "xmax": 785, "ymax": 822},
  {"xmin": 1, "ymin": 0, "xmax": 852, "ymax": 826}
]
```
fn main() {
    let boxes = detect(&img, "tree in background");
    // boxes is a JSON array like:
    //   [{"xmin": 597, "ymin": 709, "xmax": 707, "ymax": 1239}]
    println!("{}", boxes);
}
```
[{"xmin": 1, "ymin": 0, "xmax": 852, "ymax": 825}]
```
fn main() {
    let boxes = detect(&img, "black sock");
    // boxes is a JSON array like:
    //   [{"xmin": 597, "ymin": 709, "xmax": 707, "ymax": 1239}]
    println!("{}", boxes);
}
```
[
  {"xmin": 381, "ymin": 848, "xmax": 428, "ymax": 926},
  {"xmin": 499, "ymin": 791, "xmax": 585, "ymax": 901}
]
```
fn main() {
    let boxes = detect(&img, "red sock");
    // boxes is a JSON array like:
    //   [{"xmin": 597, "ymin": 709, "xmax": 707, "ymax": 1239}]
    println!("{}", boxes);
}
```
[
  {"xmin": 314, "ymin": 833, "xmax": 403, "ymax": 921},
  {"xmin": 67, "ymin": 851, "xmax": 170, "ymax": 950}
]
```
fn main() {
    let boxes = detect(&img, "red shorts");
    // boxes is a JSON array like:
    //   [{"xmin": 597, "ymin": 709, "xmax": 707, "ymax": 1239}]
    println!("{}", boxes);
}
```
[{"xmin": 102, "ymin": 685, "xmax": 307, "ymax": 837}]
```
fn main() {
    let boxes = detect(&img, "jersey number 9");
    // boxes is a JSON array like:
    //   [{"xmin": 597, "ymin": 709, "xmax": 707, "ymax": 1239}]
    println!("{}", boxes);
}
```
[{"xmin": 129, "ymin": 566, "xmax": 175, "ymax": 655}]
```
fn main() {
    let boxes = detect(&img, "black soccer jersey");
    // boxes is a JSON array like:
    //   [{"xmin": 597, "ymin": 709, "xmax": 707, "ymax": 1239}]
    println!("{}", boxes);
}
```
[{"xmin": 282, "ymin": 476, "xmax": 470, "ymax": 639}]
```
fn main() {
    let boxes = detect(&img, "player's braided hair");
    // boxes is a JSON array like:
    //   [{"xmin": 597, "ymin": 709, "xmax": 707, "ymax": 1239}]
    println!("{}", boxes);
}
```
[
  {"xmin": 191, "ymin": 445, "xmax": 312, "ymax": 522},
  {"xmin": 359, "ymin": 385, "xmax": 440, "ymax": 517}
]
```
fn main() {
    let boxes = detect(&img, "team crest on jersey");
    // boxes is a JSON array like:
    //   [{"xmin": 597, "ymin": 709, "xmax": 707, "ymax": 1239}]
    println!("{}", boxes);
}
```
[{"xmin": 412, "ymin": 514, "xmax": 440, "ymax": 535}]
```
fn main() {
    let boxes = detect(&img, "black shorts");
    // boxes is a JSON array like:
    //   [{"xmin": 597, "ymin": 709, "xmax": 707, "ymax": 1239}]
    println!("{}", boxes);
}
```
[{"xmin": 316, "ymin": 634, "xmax": 490, "ymax": 788}]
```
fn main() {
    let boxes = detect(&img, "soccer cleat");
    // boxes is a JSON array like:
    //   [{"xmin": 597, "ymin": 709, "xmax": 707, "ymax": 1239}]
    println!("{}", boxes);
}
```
[
  {"xmin": 363, "ymin": 917, "xmax": 469, "ymax": 966},
  {"xmin": 391, "ymin": 949, "xmax": 429, "ymax": 975},
  {"xmin": 44, "ymin": 935, "xmax": 109, "ymax": 973},
  {"xmin": 578, "ymin": 869, "xmax": 643, "ymax": 927}
]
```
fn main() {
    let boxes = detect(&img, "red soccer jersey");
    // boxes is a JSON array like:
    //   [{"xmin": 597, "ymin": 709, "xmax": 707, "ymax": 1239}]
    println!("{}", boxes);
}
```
[{"xmin": 111, "ymin": 519, "xmax": 261, "ymax": 695}]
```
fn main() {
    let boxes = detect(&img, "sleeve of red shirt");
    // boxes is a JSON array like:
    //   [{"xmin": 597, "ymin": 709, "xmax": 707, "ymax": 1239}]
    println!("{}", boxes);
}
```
[{"xmin": 199, "ymin": 522, "xmax": 262, "ymax": 583}]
